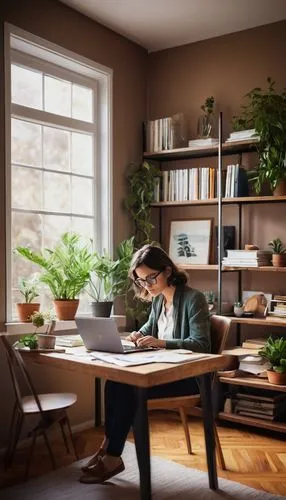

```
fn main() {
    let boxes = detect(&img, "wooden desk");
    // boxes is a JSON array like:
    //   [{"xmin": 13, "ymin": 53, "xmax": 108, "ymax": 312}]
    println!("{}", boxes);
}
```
[{"xmin": 24, "ymin": 348, "xmax": 228, "ymax": 500}]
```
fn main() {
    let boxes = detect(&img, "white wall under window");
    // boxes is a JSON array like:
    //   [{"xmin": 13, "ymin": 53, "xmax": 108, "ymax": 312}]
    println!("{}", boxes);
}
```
[{"xmin": 5, "ymin": 24, "xmax": 113, "ymax": 321}]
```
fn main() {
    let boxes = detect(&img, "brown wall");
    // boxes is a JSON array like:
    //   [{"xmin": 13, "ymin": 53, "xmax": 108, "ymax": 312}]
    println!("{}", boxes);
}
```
[{"xmin": 0, "ymin": 0, "xmax": 147, "ymax": 447}]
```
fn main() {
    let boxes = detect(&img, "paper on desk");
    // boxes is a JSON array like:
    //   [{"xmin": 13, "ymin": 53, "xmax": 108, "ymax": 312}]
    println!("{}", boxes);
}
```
[{"xmin": 90, "ymin": 350, "xmax": 208, "ymax": 367}]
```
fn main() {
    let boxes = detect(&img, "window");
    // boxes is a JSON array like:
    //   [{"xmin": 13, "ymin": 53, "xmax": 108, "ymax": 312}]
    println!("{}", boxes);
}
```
[{"xmin": 5, "ymin": 26, "xmax": 112, "ymax": 321}]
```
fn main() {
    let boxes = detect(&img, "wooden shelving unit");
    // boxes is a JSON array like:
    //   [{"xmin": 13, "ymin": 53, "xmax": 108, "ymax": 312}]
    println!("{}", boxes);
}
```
[
  {"xmin": 177, "ymin": 264, "xmax": 286, "ymax": 273},
  {"xmin": 229, "ymin": 316, "xmax": 286, "ymax": 327},
  {"xmin": 218, "ymin": 412, "xmax": 286, "ymax": 433},
  {"xmin": 151, "ymin": 195, "xmax": 286, "ymax": 207},
  {"xmin": 144, "ymin": 138, "xmax": 258, "ymax": 161},
  {"xmin": 219, "ymin": 375, "xmax": 286, "ymax": 392}
]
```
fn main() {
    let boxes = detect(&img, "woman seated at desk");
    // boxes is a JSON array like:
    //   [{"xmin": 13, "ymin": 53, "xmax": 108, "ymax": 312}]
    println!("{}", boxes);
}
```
[{"xmin": 79, "ymin": 244, "xmax": 210, "ymax": 484}]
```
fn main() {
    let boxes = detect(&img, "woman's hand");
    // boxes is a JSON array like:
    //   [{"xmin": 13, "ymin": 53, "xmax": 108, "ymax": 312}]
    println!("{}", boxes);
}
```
[
  {"xmin": 136, "ymin": 335, "xmax": 166, "ymax": 349},
  {"xmin": 125, "ymin": 331, "xmax": 143, "ymax": 344}
]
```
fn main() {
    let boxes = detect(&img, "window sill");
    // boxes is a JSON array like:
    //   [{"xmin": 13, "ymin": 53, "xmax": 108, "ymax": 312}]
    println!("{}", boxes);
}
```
[{"xmin": 5, "ymin": 315, "xmax": 126, "ymax": 334}]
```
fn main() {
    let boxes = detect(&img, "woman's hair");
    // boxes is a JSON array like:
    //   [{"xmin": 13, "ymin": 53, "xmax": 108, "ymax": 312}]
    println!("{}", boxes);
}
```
[{"xmin": 129, "ymin": 244, "xmax": 188, "ymax": 300}]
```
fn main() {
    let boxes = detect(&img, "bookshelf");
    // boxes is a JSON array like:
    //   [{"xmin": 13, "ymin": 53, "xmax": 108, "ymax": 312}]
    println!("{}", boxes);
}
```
[{"xmin": 147, "ymin": 115, "xmax": 286, "ymax": 432}]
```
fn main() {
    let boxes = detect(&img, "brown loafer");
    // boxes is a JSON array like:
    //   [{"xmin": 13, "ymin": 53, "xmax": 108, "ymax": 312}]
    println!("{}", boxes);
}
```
[
  {"xmin": 79, "ymin": 457, "xmax": 125, "ymax": 484},
  {"xmin": 81, "ymin": 448, "xmax": 105, "ymax": 472}
]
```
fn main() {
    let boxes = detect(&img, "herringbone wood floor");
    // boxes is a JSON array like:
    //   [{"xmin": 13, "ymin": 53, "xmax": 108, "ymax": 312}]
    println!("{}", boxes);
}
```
[{"xmin": 1, "ymin": 412, "xmax": 286, "ymax": 495}]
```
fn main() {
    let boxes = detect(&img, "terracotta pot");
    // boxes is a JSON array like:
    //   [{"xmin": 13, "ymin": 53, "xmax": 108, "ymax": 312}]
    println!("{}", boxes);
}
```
[
  {"xmin": 16, "ymin": 303, "xmax": 40, "ymax": 322},
  {"xmin": 267, "ymin": 370, "xmax": 286, "ymax": 385},
  {"xmin": 37, "ymin": 334, "xmax": 56, "ymax": 349},
  {"xmin": 91, "ymin": 301, "xmax": 113, "ymax": 317},
  {"xmin": 273, "ymin": 179, "xmax": 286, "ymax": 196},
  {"xmin": 272, "ymin": 253, "xmax": 286, "ymax": 268},
  {"xmin": 53, "ymin": 299, "xmax": 79, "ymax": 320}
]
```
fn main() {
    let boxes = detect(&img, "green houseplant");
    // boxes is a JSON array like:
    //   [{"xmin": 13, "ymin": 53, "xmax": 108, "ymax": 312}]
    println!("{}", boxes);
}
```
[
  {"xmin": 15, "ymin": 232, "xmax": 95, "ymax": 320},
  {"xmin": 237, "ymin": 78, "xmax": 286, "ymax": 194},
  {"xmin": 14, "ymin": 311, "xmax": 53, "ymax": 350},
  {"xmin": 16, "ymin": 275, "xmax": 40, "ymax": 322},
  {"xmin": 268, "ymin": 238, "xmax": 286, "ymax": 267},
  {"xmin": 124, "ymin": 161, "xmax": 161, "ymax": 327},
  {"xmin": 259, "ymin": 337, "xmax": 286, "ymax": 385},
  {"xmin": 197, "ymin": 96, "xmax": 215, "ymax": 139},
  {"xmin": 87, "ymin": 237, "xmax": 135, "ymax": 317}
]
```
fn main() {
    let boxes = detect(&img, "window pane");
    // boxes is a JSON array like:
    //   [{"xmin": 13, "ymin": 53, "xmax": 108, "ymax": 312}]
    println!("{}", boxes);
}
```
[
  {"xmin": 12, "ymin": 166, "xmax": 42, "ymax": 210},
  {"xmin": 44, "ymin": 75, "xmax": 71, "ymax": 117},
  {"xmin": 11, "ymin": 211, "xmax": 42, "ymax": 287},
  {"xmin": 43, "ymin": 214, "xmax": 71, "ymax": 249},
  {"xmin": 71, "ymin": 132, "xmax": 93, "ymax": 175},
  {"xmin": 43, "ymin": 126, "xmax": 70, "ymax": 171},
  {"xmin": 72, "ymin": 217, "xmax": 94, "ymax": 239},
  {"xmin": 72, "ymin": 84, "xmax": 93, "ymax": 122},
  {"xmin": 72, "ymin": 177, "xmax": 93, "ymax": 215},
  {"xmin": 43, "ymin": 172, "xmax": 71, "ymax": 212},
  {"xmin": 11, "ymin": 64, "xmax": 42, "ymax": 110},
  {"xmin": 11, "ymin": 119, "xmax": 41, "ymax": 167}
]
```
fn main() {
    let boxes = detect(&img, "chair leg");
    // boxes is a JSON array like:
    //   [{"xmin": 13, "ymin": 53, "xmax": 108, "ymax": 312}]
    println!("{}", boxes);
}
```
[
  {"xmin": 59, "ymin": 418, "xmax": 70, "ymax": 454},
  {"xmin": 214, "ymin": 423, "xmax": 226, "ymax": 470},
  {"xmin": 6, "ymin": 411, "xmax": 23, "ymax": 469},
  {"xmin": 4, "ymin": 404, "xmax": 18, "ymax": 469},
  {"xmin": 179, "ymin": 407, "xmax": 192, "ymax": 454},
  {"xmin": 25, "ymin": 433, "xmax": 37, "ymax": 480},
  {"xmin": 42, "ymin": 429, "xmax": 56, "ymax": 470},
  {"xmin": 65, "ymin": 415, "xmax": 79, "ymax": 460}
]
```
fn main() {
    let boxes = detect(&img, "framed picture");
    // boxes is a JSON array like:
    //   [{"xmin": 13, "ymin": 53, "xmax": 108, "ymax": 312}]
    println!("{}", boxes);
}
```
[{"xmin": 169, "ymin": 218, "xmax": 212, "ymax": 265}]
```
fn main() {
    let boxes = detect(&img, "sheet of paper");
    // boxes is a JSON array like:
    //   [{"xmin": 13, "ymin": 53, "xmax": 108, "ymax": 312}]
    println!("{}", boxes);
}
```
[{"xmin": 89, "ymin": 350, "xmax": 209, "ymax": 367}]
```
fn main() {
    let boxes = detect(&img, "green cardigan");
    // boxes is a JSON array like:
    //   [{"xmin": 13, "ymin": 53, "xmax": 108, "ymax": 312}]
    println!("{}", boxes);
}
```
[{"xmin": 139, "ymin": 285, "xmax": 211, "ymax": 352}]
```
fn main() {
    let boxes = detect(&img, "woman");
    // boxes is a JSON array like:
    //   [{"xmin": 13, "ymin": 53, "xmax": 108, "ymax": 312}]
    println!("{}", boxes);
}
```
[{"xmin": 79, "ymin": 244, "xmax": 210, "ymax": 484}]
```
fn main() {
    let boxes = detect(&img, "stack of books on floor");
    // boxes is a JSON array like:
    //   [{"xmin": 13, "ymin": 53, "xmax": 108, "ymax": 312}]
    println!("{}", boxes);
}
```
[
  {"xmin": 232, "ymin": 392, "xmax": 286, "ymax": 421},
  {"xmin": 268, "ymin": 296, "xmax": 286, "ymax": 318},
  {"xmin": 222, "ymin": 249, "xmax": 272, "ymax": 267},
  {"xmin": 225, "ymin": 129, "xmax": 259, "ymax": 143}
]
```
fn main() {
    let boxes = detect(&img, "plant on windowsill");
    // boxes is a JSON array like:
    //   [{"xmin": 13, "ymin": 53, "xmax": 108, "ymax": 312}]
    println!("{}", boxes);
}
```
[
  {"xmin": 259, "ymin": 337, "xmax": 286, "ymax": 385},
  {"xmin": 235, "ymin": 78, "xmax": 286, "ymax": 195},
  {"xmin": 268, "ymin": 238, "xmax": 286, "ymax": 267},
  {"xmin": 86, "ymin": 237, "xmax": 135, "ymax": 317},
  {"xmin": 15, "ymin": 232, "xmax": 95, "ymax": 320},
  {"xmin": 16, "ymin": 275, "xmax": 41, "ymax": 322}
]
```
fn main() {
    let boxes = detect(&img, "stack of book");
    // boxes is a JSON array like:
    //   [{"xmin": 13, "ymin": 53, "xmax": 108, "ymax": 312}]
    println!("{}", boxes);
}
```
[
  {"xmin": 225, "ymin": 129, "xmax": 259, "ymax": 143},
  {"xmin": 222, "ymin": 249, "xmax": 272, "ymax": 267},
  {"xmin": 232, "ymin": 392, "xmax": 286, "ymax": 421},
  {"xmin": 268, "ymin": 296, "xmax": 286, "ymax": 318},
  {"xmin": 56, "ymin": 335, "xmax": 84, "ymax": 347},
  {"xmin": 242, "ymin": 337, "xmax": 266, "ymax": 349},
  {"xmin": 188, "ymin": 138, "xmax": 219, "ymax": 148},
  {"xmin": 238, "ymin": 355, "xmax": 270, "ymax": 377},
  {"xmin": 144, "ymin": 113, "xmax": 186, "ymax": 152}
]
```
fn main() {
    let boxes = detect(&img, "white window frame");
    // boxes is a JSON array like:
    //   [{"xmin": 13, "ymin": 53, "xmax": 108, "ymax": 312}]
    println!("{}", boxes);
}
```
[{"xmin": 4, "ymin": 23, "xmax": 113, "ymax": 324}]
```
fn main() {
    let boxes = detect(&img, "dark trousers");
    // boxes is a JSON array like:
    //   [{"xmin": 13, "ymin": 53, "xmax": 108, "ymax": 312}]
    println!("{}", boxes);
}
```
[{"xmin": 105, "ymin": 377, "xmax": 199, "ymax": 457}]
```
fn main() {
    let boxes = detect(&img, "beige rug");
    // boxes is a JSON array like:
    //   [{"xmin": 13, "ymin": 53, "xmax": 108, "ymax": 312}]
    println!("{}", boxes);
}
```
[{"xmin": 1, "ymin": 442, "xmax": 284, "ymax": 500}]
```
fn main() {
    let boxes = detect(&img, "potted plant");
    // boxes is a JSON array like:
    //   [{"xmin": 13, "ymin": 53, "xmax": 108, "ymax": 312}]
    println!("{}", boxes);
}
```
[
  {"xmin": 15, "ymin": 232, "xmax": 95, "ymax": 320},
  {"xmin": 16, "ymin": 275, "xmax": 40, "ymax": 322},
  {"xmin": 238, "ymin": 78, "xmax": 286, "ymax": 195},
  {"xmin": 197, "ymin": 96, "xmax": 215, "ymax": 139},
  {"xmin": 14, "ymin": 311, "xmax": 54, "ymax": 350},
  {"xmin": 268, "ymin": 238, "xmax": 286, "ymax": 267},
  {"xmin": 87, "ymin": 237, "xmax": 134, "ymax": 317},
  {"xmin": 259, "ymin": 337, "xmax": 286, "ymax": 385},
  {"xmin": 233, "ymin": 301, "xmax": 244, "ymax": 317}
]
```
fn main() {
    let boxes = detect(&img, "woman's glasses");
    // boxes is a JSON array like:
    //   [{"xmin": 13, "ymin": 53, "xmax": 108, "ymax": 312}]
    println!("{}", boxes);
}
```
[{"xmin": 134, "ymin": 270, "xmax": 162, "ymax": 288}]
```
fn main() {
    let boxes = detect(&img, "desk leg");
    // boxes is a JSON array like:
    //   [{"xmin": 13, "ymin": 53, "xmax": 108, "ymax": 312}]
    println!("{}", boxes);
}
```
[
  {"xmin": 133, "ymin": 387, "xmax": 151, "ymax": 500},
  {"xmin": 94, "ymin": 377, "xmax": 102, "ymax": 427},
  {"xmin": 199, "ymin": 373, "xmax": 218, "ymax": 490}
]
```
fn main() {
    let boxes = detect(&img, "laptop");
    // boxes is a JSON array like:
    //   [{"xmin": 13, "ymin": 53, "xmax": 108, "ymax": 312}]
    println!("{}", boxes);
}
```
[{"xmin": 75, "ymin": 317, "xmax": 155, "ymax": 354}]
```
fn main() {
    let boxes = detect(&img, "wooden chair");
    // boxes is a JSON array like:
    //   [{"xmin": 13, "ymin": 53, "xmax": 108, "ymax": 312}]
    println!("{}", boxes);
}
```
[
  {"xmin": 148, "ymin": 315, "xmax": 232, "ymax": 470},
  {"xmin": 1, "ymin": 335, "xmax": 79, "ymax": 478}
]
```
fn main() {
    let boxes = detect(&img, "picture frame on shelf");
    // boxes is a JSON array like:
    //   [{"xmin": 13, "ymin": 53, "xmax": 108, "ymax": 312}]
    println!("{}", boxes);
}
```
[{"xmin": 168, "ymin": 218, "xmax": 212, "ymax": 265}]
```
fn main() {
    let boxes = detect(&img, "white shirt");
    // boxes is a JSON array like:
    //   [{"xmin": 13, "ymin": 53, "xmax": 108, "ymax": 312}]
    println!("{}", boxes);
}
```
[{"xmin": 157, "ymin": 302, "xmax": 174, "ymax": 340}]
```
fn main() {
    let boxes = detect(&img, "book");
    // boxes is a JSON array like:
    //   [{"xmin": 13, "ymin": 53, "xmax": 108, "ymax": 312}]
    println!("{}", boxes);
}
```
[
  {"xmin": 188, "ymin": 138, "xmax": 219, "ymax": 147},
  {"xmin": 234, "ymin": 410, "xmax": 277, "ymax": 421},
  {"xmin": 235, "ymin": 392, "xmax": 286, "ymax": 404},
  {"xmin": 56, "ymin": 335, "xmax": 84, "ymax": 347},
  {"xmin": 226, "ymin": 249, "xmax": 272, "ymax": 258},
  {"xmin": 242, "ymin": 338, "xmax": 266, "ymax": 349}
]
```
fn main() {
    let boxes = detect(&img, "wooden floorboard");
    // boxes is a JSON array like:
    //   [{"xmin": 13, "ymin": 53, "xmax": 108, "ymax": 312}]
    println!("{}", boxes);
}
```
[{"xmin": 0, "ymin": 412, "xmax": 285, "ymax": 495}]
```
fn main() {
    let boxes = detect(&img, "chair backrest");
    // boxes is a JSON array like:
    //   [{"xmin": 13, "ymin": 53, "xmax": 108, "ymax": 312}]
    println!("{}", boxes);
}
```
[
  {"xmin": 210, "ymin": 315, "xmax": 232, "ymax": 355},
  {"xmin": 1, "ymin": 335, "xmax": 44, "ymax": 415}
]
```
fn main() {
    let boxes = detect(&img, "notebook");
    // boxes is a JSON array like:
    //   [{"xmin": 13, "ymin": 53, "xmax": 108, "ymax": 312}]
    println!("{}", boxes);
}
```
[{"xmin": 56, "ymin": 335, "xmax": 84, "ymax": 347}]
